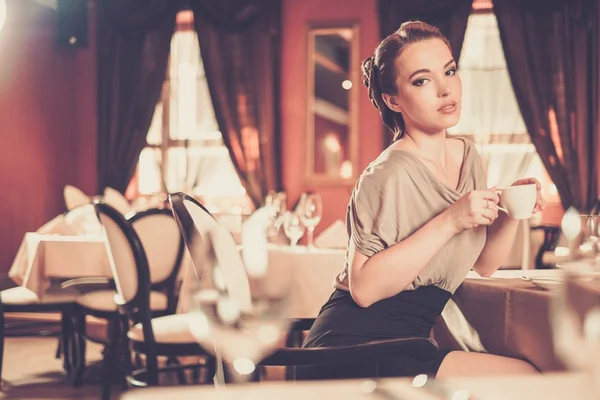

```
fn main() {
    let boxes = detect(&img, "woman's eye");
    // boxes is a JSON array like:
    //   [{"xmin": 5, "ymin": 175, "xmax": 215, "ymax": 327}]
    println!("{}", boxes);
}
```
[
  {"xmin": 412, "ymin": 78, "xmax": 428, "ymax": 87},
  {"xmin": 446, "ymin": 68, "xmax": 457, "ymax": 76}
]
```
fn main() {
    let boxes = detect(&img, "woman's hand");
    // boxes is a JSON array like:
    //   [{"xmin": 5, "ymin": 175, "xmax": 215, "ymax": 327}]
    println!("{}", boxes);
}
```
[
  {"xmin": 444, "ymin": 189, "xmax": 500, "ymax": 233},
  {"xmin": 511, "ymin": 178, "xmax": 546, "ymax": 213}
]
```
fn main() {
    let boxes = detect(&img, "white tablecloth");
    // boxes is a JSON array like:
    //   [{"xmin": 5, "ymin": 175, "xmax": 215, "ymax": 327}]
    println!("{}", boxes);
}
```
[
  {"xmin": 255, "ymin": 245, "xmax": 345, "ymax": 318},
  {"xmin": 8, "ymin": 232, "xmax": 111, "ymax": 299},
  {"xmin": 178, "ymin": 244, "xmax": 345, "ymax": 319}
]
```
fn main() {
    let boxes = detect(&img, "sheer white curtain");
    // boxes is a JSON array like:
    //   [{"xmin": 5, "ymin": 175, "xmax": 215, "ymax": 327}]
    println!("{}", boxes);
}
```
[{"xmin": 449, "ymin": 13, "xmax": 536, "ymax": 189}]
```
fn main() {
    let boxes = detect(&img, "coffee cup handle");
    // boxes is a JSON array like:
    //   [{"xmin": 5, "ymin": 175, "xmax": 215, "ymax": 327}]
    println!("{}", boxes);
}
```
[{"xmin": 494, "ymin": 188, "xmax": 508, "ymax": 214}]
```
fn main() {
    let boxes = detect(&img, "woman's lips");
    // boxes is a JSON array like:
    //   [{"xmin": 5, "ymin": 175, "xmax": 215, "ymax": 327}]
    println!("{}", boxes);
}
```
[{"xmin": 438, "ymin": 101, "xmax": 457, "ymax": 114}]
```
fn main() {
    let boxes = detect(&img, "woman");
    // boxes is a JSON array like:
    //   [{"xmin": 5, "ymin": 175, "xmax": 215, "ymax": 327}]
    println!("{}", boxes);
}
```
[{"xmin": 302, "ymin": 21, "xmax": 544, "ymax": 379}]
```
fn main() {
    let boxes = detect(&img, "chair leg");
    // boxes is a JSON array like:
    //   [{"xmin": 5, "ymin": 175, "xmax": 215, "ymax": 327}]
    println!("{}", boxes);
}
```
[
  {"xmin": 197, "ymin": 356, "xmax": 217, "ymax": 384},
  {"xmin": 55, "ymin": 337, "xmax": 62, "ymax": 359},
  {"xmin": 191, "ymin": 366, "xmax": 200, "ymax": 384},
  {"xmin": 119, "ymin": 315, "xmax": 132, "ymax": 390},
  {"xmin": 69, "ymin": 313, "xmax": 86, "ymax": 387},
  {"xmin": 101, "ymin": 318, "xmax": 120, "ymax": 400},
  {"xmin": 145, "ymin": 347, "xmax": 159, "ymax": 386},
  {"xmin": 59, "ymin": 311, "xmax": 71, "ymax": 373},
  {"xmin": 166, "ymin": 356, "xmax": 187, "ymax": 385}
]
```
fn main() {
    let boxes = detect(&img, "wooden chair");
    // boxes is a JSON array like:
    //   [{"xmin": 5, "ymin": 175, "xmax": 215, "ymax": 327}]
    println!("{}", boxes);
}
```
[
  {"xmin": 128, "ymin": 208, "xmax": 185, "ymax": 314},
  {"xmin": 61, "ymin": 203, "xmax": 173, "ymax": 396}
]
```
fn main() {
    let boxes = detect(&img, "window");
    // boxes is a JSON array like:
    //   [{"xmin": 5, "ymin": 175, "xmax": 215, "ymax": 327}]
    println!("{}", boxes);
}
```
[
  {"xmin": 448, "ymin": 11, "xmax": 559, "ymax": 210},
  {"xmin": 128, "ymin": 11, "xmax": 253, "ymax": 215}
]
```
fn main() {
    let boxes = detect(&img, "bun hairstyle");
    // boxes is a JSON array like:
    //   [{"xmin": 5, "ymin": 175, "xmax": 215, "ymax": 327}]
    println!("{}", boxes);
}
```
[{"xmin": 361, "ymin": 21, "xmax": 452, "ymax": 141}]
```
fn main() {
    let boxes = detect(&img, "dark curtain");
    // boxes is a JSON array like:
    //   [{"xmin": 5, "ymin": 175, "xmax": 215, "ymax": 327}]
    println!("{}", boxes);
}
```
[
  {"xmin": 97, "ymin": 0, "xmax": 179, "ymax": 193},
  {"xmin": 494, "ymin": 0, "xmax": 599, "ymax": 211},
  {"xmin": 378, "ymin": 0, "xmax": 474, "ymax": 63},
  {"xmin": 190, "ymin": 0, "xmax": 282, "ymax": 208}
]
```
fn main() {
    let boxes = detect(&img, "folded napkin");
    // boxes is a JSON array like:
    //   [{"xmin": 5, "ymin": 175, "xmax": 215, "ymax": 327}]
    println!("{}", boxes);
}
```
[
  {"xmin": 64, "ymin": 204, "xmax": 103, "ymax": 235},
  {"xmin": 314, "ymin": 220, "xmax": 348, "ymax": 249},
  {"xmin": 37, "ymin": 214, "xmax": 76, "ymax": 235},
  {"xmin": 241, "ymin": 206, "xmax": 271, "ymax": 277}
]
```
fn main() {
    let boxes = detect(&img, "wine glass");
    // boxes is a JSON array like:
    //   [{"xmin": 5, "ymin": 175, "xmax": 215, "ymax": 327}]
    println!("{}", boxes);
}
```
[
  {"xmin": 282, "ymin": 211, "xmax": 305, "ymax": 247},
  {"xmin": 187, "ymin": 223, "xmax": 294, "ymax": 384},
  {"xmin": 550, "ymin": 208, "xmax": 600, "ymax": 394},
  {"xmin": 298, "ymin": 192, "xmax": 323, "ymax": 248},
  {"xmin": 580, "ymin": 215, "xmax": 600, "ymax": 269},
  {"xmin": 266, "ymin": 192, "xmax": 287, "ymax": 241}
]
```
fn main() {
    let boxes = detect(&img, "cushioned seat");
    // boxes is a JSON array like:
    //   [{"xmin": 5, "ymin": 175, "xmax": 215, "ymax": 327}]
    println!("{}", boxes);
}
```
[
  {"xmin": 1, "ymin": 286, "xmax": 78, "ymax": 305},
  {"xmin": 76, "ymin": 290, "xmax": 168, "ymax": 312},
  {"xmin": 128, "ymin": 314, "xmax": 194, "ymax": 344}
]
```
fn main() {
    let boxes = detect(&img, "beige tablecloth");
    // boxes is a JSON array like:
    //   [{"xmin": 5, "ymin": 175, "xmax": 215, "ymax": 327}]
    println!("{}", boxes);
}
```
[{"xmin": 435, "ymin": 269, "xmax": 600, "ymax": 372}]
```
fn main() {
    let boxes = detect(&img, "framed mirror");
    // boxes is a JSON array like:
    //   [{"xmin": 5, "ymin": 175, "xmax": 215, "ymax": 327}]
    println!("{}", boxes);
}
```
[{"xmin": 306, "ymin": 23, "xmax": 359, "ymax": 184}]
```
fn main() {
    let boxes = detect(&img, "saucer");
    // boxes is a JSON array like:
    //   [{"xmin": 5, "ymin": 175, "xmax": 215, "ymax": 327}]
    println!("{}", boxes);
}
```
[{"xmin": 522, "ymin": 276, "xmax": 563, "ymax": 291}]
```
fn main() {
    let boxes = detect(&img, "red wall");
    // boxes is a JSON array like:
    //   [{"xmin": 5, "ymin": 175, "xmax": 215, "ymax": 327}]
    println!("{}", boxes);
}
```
[
  {"xmin": 0, "ymin": 0, "xmax": 97, "ymax": 273},
  {"xmin": 281, "ymin": 0, "xmax": 384, "ymax": 236}
]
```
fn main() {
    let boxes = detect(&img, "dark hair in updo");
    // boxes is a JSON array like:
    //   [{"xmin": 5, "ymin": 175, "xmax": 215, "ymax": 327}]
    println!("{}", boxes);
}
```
[{"xmin": 361, "ymin": 21, "xmax": 452, "ymax": 141}]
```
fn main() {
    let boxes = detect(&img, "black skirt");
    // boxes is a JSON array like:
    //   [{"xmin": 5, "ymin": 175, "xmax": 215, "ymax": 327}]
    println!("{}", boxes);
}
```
[{"xmin": 298, "ymin": 285, "xmax": 452, "ymax": 380}]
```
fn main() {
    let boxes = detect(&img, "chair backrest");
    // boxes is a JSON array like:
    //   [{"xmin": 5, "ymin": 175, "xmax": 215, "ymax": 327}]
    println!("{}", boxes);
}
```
[
  {"xmin": 103, "ymin": 187, "xmax": 134, "ymax": 215},
  {"xmin": 95, "ymin": 202, "xmax": 151, "ymax": 310},
  {"xmin": 168, "ymin": 192, "xmax": 252, "ymax": 312},
  {"xmin": 128, "ymin": 208, "xmax": 185, "ymax": 286},
  {"xmin": 63, "ymin": 185, "xmax": 91, "ymax": 211}
]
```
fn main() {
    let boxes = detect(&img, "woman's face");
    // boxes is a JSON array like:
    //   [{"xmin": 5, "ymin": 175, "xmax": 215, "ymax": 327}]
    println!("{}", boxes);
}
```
[{"xmin": 385, "ymin": 38, "xmax": 462, "ymax": 134}]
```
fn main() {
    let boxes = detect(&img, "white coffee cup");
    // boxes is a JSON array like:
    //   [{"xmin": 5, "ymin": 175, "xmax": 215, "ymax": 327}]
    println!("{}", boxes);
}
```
[{"xmin": 495, "ymin": 184, "xmax": 537, "ymax": 220}]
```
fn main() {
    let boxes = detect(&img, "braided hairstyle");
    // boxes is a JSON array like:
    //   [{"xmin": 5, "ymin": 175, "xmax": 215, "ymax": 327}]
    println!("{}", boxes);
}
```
[{"xmin": 361, "ymin": 21, "xmax": 452, "ymax": 141}]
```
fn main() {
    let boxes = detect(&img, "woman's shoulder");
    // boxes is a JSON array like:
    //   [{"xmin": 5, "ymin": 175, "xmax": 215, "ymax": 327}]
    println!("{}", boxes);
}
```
[
  {"xmin": 448, "ymin": 135, "xmax": 480, "ymax": 157},
  {"xmin": 357, "ymin": 149, "xmax": 413, "ymax": 189},
  {"xmin": 351, "ymin": 149, "xmax": 414, "ymax": 205}
]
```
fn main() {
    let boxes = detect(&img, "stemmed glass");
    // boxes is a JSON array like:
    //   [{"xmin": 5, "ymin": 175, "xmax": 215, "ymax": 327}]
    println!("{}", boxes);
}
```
[
  {"xmin": 580, "ymin": 215, "xmax": 600, "ymax": 269},
  {"xmin": 265, "ymin": 191, "xmax": 287, "ymax": 241},
  {"xmin": 282, "ymin": 211, "xmax": 305, "ymax": 247},
  {"xmin": 187, "ymin": 220, "xmax": 294, "ymax": 384},
  {"xmin": 298, "ymin": 192, "xmax": 323, "ymax": 248},
  {"xmin": 550, "ymin": 207, "xmax": 600, "ymax": 394}
]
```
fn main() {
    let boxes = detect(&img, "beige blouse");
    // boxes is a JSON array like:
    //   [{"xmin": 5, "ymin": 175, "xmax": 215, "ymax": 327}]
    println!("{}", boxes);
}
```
[{"xmin": 334, "ymin": 137, "xmax": 487, "ymax": 294}]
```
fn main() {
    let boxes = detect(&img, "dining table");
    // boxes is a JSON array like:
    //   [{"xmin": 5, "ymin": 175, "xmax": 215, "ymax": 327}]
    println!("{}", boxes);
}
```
[{"xmin": 435, "ymin": 267, "xmax": 600, "ymax": 372}]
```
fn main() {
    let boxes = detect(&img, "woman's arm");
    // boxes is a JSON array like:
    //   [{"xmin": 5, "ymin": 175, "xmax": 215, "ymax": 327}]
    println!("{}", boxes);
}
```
[
  {"xmin": 349, "ymin": 211, "xmax": 456, "ymax": 308},
  {"xmin": 349, "ymin": 189, "xmax": 499, "ymax": 308},
  {"xmin": 472, "ymin": 213, "xmax": 519, "ymax": 277}
]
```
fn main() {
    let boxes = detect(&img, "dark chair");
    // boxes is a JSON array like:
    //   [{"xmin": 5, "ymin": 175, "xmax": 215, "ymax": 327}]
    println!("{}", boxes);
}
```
[
  {"xmin": 531, "ymin": 225, "xmax": 562, "ymax": 269},
  {"xmin": 167, "ymin": 192, "xmax": 439, "ymax": 381},
  {"xmin": 61, "ymin": 203, "xmax": 177, "ymax": 395},
  {"xmin": 128, "ymin": 208, "xmax": 186, "ymax": 314},
  {"xmin": 80, "ymin": 203, "xmax": 214, "ymax": 398}
]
